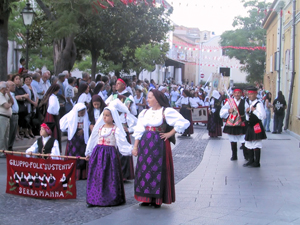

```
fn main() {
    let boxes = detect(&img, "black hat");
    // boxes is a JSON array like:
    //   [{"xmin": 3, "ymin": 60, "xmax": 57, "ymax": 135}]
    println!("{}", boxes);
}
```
[{"xmin": 246, "ymin": 86, "xmax": 258, "ymax": 93}]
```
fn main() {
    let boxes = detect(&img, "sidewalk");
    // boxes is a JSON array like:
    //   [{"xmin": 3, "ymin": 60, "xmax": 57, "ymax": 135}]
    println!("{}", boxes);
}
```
[{"xmin": 85, "ymin": 131, "xmax": 300, "ymax": 225}]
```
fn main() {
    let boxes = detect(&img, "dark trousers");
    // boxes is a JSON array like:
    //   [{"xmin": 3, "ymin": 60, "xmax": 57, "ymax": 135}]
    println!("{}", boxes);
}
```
[
  {"xmin": 273, "ymin": 113, "xmax": 285, "ymax": 133},
  {"xmin": 8, "ymin": 114, "xmax": 18, "ymax": 150}
]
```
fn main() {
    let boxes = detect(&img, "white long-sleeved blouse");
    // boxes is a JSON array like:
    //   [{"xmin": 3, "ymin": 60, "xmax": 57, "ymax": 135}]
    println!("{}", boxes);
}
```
[
  {"xmin": 47, "ymin": 94, "xmax": 60, "ymax": 115},
  {"xmin": 25, "ymin": 136, "xmax": 60, "ymax": 160},
  {"xmin": 175, "ymin": 96, "xmax": 198, "ymax": 108},
  {"xmin": 85, "ymin": 126, "xmax": 132, "ymax": 157},
  {"xmin": 132, "ymin": 107, "xmax": 190, "ymax": 140}
]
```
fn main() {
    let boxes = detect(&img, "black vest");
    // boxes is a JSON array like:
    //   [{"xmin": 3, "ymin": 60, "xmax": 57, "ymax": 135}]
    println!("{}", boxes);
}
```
[
  {"xmin": 37, "ymin": 137, "xmax": 55, "ymax": 158},
  {"xmin": 237, "ymin": 98, "xmax": 246, "ymax": 122}
]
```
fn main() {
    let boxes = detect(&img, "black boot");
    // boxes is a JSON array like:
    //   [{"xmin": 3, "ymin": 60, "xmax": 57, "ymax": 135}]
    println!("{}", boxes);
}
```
[
  {"xmin": 230, "ymin": 142, "xmax": 238, "ymax": 161},
  {"xmin": 249, "ymin": 148, "xmax": 261, "ymax": 167},
  {"xmin": 243, "ymin": 149, "xmax": 254, "ymax": 167},
  {"xmin": 241, "ymin": 143, "xmax": 248, "ymax": 160}
]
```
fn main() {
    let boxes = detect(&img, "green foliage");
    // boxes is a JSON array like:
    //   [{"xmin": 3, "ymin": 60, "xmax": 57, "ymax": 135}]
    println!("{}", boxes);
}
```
[
  {"xmin": 133, "ymin": 42, "xmax": 169, "ymax": 73},
  {"xmin": 8, "ymin": 1, "xmax": 26, "ymax": 44},
  {"xmin": 75, "ymin": 0, "xmax": 173, "ymax": 77},
  {"xmin": 220, "ymin": 0, "xmax": 271, "ymax": 84}
]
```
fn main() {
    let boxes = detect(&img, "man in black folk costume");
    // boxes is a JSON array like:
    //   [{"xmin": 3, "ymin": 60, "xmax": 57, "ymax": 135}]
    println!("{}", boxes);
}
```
[
  {"xmin": 220, "ymin": 87, "xmax": 249, "ymax": 161},
  {"xmin": 105, "ymin": 78, "xmax": 137, "ymax": 181},
  {"xmin": 243, "ymin": 87, "xmax": 267, "ymax": 168}
]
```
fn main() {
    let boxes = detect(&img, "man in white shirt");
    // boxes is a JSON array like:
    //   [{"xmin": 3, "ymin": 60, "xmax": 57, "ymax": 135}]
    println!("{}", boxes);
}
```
[
  {"xmin": 31, "ymin": 73, "xmax": 45, "ymax": 100},
  {"xmin": 7, "ymin": 81, "xmax": 18, "ymax": 151},
  {"xmin": 40, "ymin": 71, "xmax": 51, "ymax": 99},
  {"xmin": 0, "ymin": 82, "xmax": 13, "ymax": 157},
  {"xmin": 170, "ymin": 86, "xmax": 180, "ymax": 107}
]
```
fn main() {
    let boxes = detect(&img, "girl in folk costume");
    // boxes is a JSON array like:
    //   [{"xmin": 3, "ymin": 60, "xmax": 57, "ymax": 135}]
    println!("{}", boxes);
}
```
[
  {"xmin": 88, "ymin": 95, "xmax": 106, "ymax": 132},
  {"xmin": 48, "ymin": 173, "xmax": 56, "ymax": 189},
  {"xmin": 41, "ymin": 173, "xmax": 48, "ymax": 189},
  {"xmin": 243, "ymin": 87, "xmax": 267, "ymax": 168},
  {"xmin": 60, "ymin": 103, "xmax": 90, "ymax": 180},
  {"xmin": 33, "ymin": 172, "xmax": 41, "ymax": 188},
  {"xmin": 85, "ymin": 99, "xmax": 134, "ymax": 207},
  {"xmin": 132, "ymin": 90, "xmax": 190, "ymax": 208},
  {"xmin": 39, "ymin": 84, "xmax": 62, "ymax": 152},
  {"xmin": 175, "ymin": 89, "xmax": 198, "ymax": 137},
  {"xmin": 26, "ymin": 172, "xmax": 34, "ymax": 188},
  {"xmin": 20, "ymin": 172, "xmax": 27, "ymax": 186},
  {"xmin": 207, "ymin": 90, "xmax": 223, "ymax": 137},
  {"xmin": 220, "ymin": 87, "xmax": 250, "ymax": 161},
  {"xmin": 25, "ymin": 123, "xmax": 60, "ymax": 160}
]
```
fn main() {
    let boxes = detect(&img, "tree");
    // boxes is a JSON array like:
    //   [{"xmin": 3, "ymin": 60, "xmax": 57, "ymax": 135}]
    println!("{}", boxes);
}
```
[
  {"xmin": 220, "ymin": 0, "xmax": 271, "ymax": 83},
  {"xmin": 8, "ymin": 1, "xmax": 54, "ymax": 72},
  {"xmin": 132, "ymin": 42, "xmax": 169, "ymax": 75},
  {"xmin": 75, "ymin": 1, "xmax": 173, "ymax": 79},
  {"xmin": 0, "ymin": 0, "xmax": 20, "ymax": 80}
]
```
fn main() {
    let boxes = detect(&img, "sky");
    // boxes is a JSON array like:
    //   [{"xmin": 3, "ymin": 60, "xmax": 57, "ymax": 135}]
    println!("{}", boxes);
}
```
[{"xmin": 169, "ymin": 0, "xmax": 273, "ymax": 35}]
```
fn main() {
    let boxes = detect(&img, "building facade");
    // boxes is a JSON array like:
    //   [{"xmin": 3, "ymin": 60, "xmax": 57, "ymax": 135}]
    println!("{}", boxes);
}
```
[{"xmin": 263, "ymin": 0, "xmax": 300, "ymax": 137}]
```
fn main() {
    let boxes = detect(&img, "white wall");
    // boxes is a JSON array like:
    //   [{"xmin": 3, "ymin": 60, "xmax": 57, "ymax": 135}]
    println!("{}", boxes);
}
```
[{"xmin": 201, "ymin": 36, "xmax": 247, "ymax": 83}]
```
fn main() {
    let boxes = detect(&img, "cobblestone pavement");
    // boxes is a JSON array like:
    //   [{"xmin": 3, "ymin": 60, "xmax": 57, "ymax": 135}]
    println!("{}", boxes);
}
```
[{"xmin": 0, "ymin": 125, "xmax": 209, "ymax": 225}]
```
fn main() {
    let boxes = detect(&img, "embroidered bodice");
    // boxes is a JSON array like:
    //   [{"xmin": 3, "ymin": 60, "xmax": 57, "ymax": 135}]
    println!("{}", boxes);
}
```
[{"xmin": 97, "ymin": 125, "xmax": 116, "ymax": 146}]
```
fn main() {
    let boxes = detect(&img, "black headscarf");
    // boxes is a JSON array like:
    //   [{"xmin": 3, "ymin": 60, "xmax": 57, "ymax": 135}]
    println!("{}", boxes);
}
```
[
  {"xmin": 183, "ymin": 89, "xmax": 192, "ymax": 97},
  {"xmin": 150, "ymin": 89, "xmax": 175, "ymax": 144},
  {"xmin": 150, "ymin": 89, "xmax": 170, "ymax": 107}
]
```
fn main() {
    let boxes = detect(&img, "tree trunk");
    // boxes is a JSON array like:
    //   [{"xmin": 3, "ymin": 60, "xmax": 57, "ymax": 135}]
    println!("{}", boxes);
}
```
[
  {"xmin": 0, "ymin": 9, "xmax": 10, "ymax": 81},
  {"xmin": 53, "ymin": 35, "xmax": 77, "ymax": 75},
  {"xmin": 91, "ymin": 49, "xmax": 99, "ymax": 81}
]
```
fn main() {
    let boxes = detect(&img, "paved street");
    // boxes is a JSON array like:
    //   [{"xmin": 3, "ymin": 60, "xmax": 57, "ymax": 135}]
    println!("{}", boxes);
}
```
[
  {"xmin": 0, "ymin": 126, "xmax": 208, "ymax": 225},
  {"xmin": 1, "ymin": 125, "xmax": 300, "ymax": 224}
]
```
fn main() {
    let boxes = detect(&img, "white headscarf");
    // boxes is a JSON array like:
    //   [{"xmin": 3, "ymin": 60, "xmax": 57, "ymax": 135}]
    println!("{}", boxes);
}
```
[
  {"xmin": 212, "ymin": 90, "xmax": 221, "ymax": 100},
  {"xmin": 60, "ymin": 103, "xmax": 90, "ymax": 143},
  {"xmin": 85, "ymin": 99, "xmax": 136, "ymax": 155}
]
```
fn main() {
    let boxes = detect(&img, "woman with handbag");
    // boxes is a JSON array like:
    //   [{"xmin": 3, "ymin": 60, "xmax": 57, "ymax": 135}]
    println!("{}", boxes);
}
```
[
  {"xmin": 12, "ymin": 74, "xmax": 28, "ymax": 139},
  {"xmin": 22, "ymin": 74, "xmax": 39, "ymax": 138},
  {"xmin": 134, "ymin": 86, "xmax": 146, "ymax": 117}
]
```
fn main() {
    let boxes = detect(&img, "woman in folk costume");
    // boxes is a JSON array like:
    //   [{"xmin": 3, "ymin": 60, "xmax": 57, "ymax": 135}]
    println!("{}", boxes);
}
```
[
  {"xmin": 85, "ymin": 99, "xmax": 134, "ymax": 207},
  {"xmin": 207, "ymin": 90, "xmax": 223, "ymax": 137},
  {"xmin": 60, "ymin": 103, "xmax": 90, "ymax": 180},
  {"xmin": 243, "ymin": 87, "xmax": 267, "ymax": 168},
  {"xmin": 39, "ymin": 84, "xmax": 62, "ymax": 151},
  {"xmin": 74, "ymin": 83, "xmax": 90, "ymax": 106},
  {"xmin": 220, "ymin": 87, "xmax": 249, "ymax": 161},
  {"xmin": 132, "ymin": 90, "xmax": 190, "ymax": 208},
  {"xmin": 175, "ymin": 89, "xmax": 198, "ymax": 137},
  {"xmin": 88, "ymin": 95, "xmax": 106, "ymax": 132}
]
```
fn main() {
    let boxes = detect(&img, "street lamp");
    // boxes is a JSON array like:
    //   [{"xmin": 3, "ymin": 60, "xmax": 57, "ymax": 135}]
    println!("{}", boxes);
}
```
[{"xmin": 21, "ymin": 1, "xmax": 34, "ymax": 70}]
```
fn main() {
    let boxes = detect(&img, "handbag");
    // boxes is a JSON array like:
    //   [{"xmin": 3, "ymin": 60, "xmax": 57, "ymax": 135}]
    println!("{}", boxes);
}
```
[{"xmin": 253, "ymin": 123, "xmax": 262, "ymax": 133}]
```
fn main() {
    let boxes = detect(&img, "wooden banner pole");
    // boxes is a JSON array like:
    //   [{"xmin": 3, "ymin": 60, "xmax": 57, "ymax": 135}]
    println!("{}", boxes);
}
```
[{"xmin": 0, "ymin": 150, "xmax": 86, "ymax": 160}]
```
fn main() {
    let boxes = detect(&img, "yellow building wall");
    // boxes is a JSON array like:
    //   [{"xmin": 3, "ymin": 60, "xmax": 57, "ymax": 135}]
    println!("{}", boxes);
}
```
[
  {"xmin": 288, "ymin": 19, "xmax": 300, "ymax": 135},
  {"xmin": 278, "ymin": 2, "xmax": 300, "ymax": 136},
  {"xmin": 264, "ymin": 2, "xmax": 300, "ymax": 136},
  {"xmin": 264, "ymin": 13, "xmax": 278, "ymax": 99}
]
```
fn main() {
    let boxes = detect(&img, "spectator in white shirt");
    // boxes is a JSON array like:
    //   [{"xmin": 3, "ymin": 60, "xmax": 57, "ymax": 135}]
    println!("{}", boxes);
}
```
[{"xmin": 170, "ymin": 86, "xmax": 180, "ymax": 107}]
